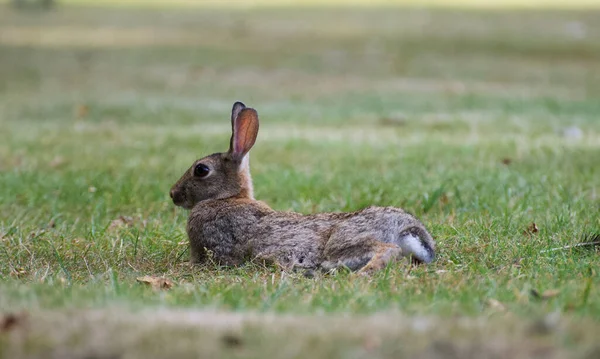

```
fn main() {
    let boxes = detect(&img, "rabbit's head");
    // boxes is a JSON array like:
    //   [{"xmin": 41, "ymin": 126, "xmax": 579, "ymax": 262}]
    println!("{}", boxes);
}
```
[{"xmin": 170, "ymin": 102, "xmax": 259, "ymax": 209}]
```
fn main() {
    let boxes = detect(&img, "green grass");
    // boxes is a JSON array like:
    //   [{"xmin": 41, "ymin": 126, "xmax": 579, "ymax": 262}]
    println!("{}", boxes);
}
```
[{"xmin": 1, "ymin": 3, "xmax": 600, "ymax": 358}]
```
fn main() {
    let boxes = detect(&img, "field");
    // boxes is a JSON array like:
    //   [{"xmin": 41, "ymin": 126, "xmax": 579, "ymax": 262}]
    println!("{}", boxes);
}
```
[{"xmin": 1, "ymin": 1, "xmax": 600, "ymax": 358}]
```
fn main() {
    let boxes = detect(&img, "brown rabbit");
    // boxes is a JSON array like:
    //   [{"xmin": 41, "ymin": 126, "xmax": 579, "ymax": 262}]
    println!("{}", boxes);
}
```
[{"xmin": 170, "ymin": 102, "xmax": 435, "ymax": 273}]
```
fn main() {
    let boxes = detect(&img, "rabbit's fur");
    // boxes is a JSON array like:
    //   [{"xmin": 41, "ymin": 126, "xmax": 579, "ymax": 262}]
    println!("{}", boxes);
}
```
[{"xmin": 170, "ymin": 102, "xmax": 435, "ymax": 273}]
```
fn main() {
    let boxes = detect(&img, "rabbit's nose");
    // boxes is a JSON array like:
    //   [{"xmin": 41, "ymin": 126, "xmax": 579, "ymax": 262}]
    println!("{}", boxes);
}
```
[{"xmin": 170, "ymin": 188, "xmax": 185, "ymax": 207}]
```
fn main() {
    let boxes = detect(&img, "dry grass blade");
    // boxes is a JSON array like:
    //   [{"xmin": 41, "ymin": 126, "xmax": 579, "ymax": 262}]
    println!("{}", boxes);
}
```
[{"xmin": 540, "ymin": 233, "xmax": 600, "ymax": 253}]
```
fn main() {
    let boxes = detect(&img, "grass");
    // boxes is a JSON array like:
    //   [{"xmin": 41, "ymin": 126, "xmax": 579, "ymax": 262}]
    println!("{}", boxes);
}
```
[
  {"xmin": 55, "ymin": 0, "xmax": 600, "ymax": 9},
  {"xmin": 1, "ymin": 2, "xmax": 600, "ymax": 358}
]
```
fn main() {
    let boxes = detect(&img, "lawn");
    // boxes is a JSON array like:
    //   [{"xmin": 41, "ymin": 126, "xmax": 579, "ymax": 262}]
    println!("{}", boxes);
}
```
[{"xmin": 1, "ymin": 2, "xmax": 599, "ymax": 358}]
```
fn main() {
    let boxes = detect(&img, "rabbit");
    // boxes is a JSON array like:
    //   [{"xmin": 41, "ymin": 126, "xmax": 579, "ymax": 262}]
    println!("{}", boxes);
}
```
[{"xmin": 170, "ymin": 101, "xmax": 435, "ymax": 274}]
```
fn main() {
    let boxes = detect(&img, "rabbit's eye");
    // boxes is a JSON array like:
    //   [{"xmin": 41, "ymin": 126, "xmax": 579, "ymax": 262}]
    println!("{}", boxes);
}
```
[{"xmin": 194, "ymin": 164, "xmax": 210, "ymax": 178}]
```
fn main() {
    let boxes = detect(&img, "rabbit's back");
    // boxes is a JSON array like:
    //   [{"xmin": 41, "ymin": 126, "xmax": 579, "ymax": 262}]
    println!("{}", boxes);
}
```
[{"xmin": 251, "ymin": 211, "xmax": 345, "ymax": 270}]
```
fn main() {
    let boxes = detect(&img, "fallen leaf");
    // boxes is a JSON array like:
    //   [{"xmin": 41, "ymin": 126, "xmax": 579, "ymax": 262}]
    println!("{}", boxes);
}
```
[
  {"xmin": 524, "ymin": 222, "xmax": 539, "ymax": 235},
  {"xmin": 530, "ymin": 289, "xmax": 560, "ymax": 300},
  {"xmin": 136, "ymin": 276, "xmax": 173, "ymax": 290},
  {"xmin": 108, "ymin": 216, "xmax": 134, "ymax": 231},
  {"xmin": 487, "ymin": 298, "xmax": 507, "ymax": 311},
  {"xmin": 541, "ymin": 289, "xmax": 560, "ymax": 299},
  {"xmin": 1, "ymin": 312, "xmax": 27, "ymax": 332}
]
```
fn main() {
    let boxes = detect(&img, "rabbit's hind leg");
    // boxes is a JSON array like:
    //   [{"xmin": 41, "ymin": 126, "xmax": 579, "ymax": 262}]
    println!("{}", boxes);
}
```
[
  {"xmin": 322, "ymin": 234, "xmax": 402, "ymax": 273},
  {"xmin": 356, "ymin": 242, "xmax": 402, "ymax": 275}
]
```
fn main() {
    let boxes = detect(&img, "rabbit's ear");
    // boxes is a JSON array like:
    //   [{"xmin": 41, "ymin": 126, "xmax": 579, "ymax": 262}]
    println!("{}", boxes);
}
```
[
  {"xmin": 228, "ymin": 105, "xmax": 259, "ymax": 161},
  {"xmin": 231, "ymin": 101, "xmax": 246, "ymax": 123}
]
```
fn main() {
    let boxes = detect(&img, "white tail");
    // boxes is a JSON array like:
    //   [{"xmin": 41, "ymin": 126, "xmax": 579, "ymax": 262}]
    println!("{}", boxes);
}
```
[{"xmin": 398, "ymin": 232, "xmax": 435, "ymax": 263}]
